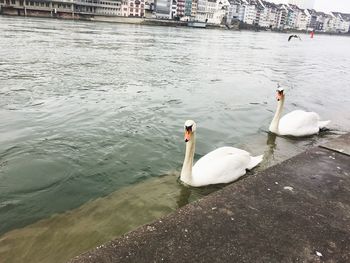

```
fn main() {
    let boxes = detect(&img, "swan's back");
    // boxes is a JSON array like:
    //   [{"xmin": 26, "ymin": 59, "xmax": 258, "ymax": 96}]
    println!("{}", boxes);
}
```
[
  {"xmin": 279, "ymin": 110, "xmax": 320, "ymax": 136},
  {"xmin": 191, "ymin": 147, "xmax": 252, "ymax": 187}
]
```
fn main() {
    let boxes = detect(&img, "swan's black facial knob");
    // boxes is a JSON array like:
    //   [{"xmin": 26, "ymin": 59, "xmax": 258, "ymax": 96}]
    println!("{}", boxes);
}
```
[
  {"xmin": 184, "ymin": 128, "xmax": 192, "ymax": 142},
  {"xmin": 276, "ymin": 90, "xmax": 284, "ymax": 101},
  {"xmin": 185, "ymin": 125, "xmax": 193, "ymax": 132},
  {"xmin": 183, "ymin": 120, "xmax": 196, "ymax": 142}
]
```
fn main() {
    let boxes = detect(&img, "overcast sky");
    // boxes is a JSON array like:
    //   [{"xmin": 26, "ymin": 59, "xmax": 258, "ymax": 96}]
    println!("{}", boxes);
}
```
[{"xmin": 268, "ymin": 0, "xmax": 350, "ymax": 13}]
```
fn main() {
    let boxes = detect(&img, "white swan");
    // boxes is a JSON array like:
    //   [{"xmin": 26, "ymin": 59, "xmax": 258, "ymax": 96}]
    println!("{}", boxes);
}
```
[
  {"xmin": 269, "ymin": 87, "xmax": 330, "ymax": 137},
  {"xmin": 180, "ymin": 120, "xmax": 263, "ymax": 187}
]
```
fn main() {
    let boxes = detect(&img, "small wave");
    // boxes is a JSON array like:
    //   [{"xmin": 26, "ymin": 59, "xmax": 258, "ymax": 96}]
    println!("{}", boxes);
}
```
[
  {"xmin": 11, "ymin": 88, "xmax": 27, "ymax": 92},
  {"xmin": 0, "ymin": 199, "xmax": 21, "ymax": 209},
  {"xmin": 166, "ymin": 99, "xmax": 181, "ymax": 105},
  {"xmin": 30, "ymin": 101, "xmax": 45, "ymax": 107}
]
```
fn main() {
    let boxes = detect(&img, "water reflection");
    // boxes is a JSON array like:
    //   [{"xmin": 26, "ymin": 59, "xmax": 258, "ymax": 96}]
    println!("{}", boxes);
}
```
[
  {"xmin": 0, "ymin": 175, "xmax": 179, "ymax": 263},
  {"xmin": 263, "ymin": 132, "xmax": 278, "ymax": 167},
  {"xmin": 176, "ymin": 183, "xmax": 192, "ymax": 208},
  {"xmin": 0, "ymin": 172, "xmax": 223, "ymax": 263},
  {"xmin": 176, "ymin": 180, "xmax": 223, "ymax": 208}
]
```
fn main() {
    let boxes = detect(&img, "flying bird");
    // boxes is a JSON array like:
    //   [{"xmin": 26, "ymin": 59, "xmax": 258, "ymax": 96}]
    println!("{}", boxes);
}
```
[{"xmin": 288, "ymin": 35, "xmax": 301, "ymax": 41}]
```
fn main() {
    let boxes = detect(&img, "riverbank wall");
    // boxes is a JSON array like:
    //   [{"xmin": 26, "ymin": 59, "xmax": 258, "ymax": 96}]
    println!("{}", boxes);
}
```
[{"xmin": 69, "ymin": 133, "xmax": 350, "ymax": 262}]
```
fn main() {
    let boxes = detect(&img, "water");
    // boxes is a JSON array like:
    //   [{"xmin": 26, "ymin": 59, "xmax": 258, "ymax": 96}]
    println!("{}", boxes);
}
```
[{"xmin": 0, "ymin": 16, "xmax": 349, "ymax": 262}]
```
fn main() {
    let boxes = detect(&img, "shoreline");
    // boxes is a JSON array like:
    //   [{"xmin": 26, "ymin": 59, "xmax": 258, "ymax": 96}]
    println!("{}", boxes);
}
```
[{"xmin": 1, "ymin": 13, "xmax": 350, "ymax": 36}]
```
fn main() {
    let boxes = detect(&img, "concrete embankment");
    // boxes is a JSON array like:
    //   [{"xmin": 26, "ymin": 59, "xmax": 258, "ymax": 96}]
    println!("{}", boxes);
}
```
[{"xmin": 69, "ymin": 133, "xmax": 350, "ymax": 263}]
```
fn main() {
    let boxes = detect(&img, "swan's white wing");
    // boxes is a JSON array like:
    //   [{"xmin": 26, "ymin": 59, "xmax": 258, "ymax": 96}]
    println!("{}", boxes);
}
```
[
  {"xmin": 279, "ymin": 110, "xmax": 320, "ymax": 136},
  {"xmin": 194, "ymin": 147, "xmax": 249, "ymax": 164},
  {"xmin": 191, "ymin": 147, "xmax": 252, "ymax": 187}
]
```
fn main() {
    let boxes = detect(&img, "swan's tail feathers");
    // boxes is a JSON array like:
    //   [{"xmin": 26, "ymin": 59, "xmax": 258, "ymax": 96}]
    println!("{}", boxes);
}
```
[
  {"xmin": 247, "ymin": 155, "xmax": 263, "ymax": 170},
  {"xmin": 318, "ymin": 120, "xmax": 330, "ymax": 129}
]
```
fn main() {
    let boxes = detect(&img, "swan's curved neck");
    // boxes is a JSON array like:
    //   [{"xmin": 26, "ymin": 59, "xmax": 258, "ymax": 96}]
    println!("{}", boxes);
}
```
[
  {"xmin": 269, "ymin": 97, "xmax": 284, "ymax": 134},
  {"xmin": 180, "ymin": 133, "xmax": 196, "ymax": 185}
]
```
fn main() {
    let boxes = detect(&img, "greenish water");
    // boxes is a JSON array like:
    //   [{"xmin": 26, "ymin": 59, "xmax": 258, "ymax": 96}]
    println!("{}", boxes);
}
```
[{"xmin": 0, "ymin": 16, "xmax": 349, "ymax": 263}]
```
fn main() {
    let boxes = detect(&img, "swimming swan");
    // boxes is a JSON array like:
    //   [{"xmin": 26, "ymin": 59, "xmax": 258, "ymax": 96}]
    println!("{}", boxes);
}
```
[
  {"xmin": 180, "ymin": 120, "xmax": 263, "ymax": 187},
  {"xmin": 269, "ymin": 87, "xmax": 330, "ymax": 137}
]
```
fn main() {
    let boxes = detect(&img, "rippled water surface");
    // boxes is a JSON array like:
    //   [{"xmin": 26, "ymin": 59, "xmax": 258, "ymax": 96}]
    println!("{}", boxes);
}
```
[{"xmin": 0, "ymin": 16, "xmax": 350, "ymax": 262}]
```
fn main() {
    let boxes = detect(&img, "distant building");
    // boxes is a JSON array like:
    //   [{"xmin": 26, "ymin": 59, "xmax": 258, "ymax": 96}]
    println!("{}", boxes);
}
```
[
  {"xmin": 194, "ymin": 0, "xmax": 206, "ymax": 22},
  {"xmin": 331, "ymin": 12, "xmax": 350, "ymax": 33},
  {"xmin": 190, "ymin": 0, "xmax": 197, "ymax": 17},
  {"xmin": 341, "ymin": 13, "xmax": 350, "ymax": 32},
  {"xmin": 226, "ymin": 0, "xmax": 239, "ymax": 24},
  {"xmin": 176, "ymin": 0, "xmax": 184, "ymax": 16},
  {"xmin": 306, "ymin": 9, "xmax": 317, "ymax": 29},
  {"xmin": 0, "ymin": 0, "xmax": 76, "ymax": 18},
  {"xmin": 276, "ymin": 4, "xmax": 288, "ymax": 29},
  {"xmin": 0, "ymin": 0, "xmax": 149, "ymax": 18},
  {"xmin": 171, "ymin": 0, "xmax": 177, "ymax": 17},
  {"xmin": 263, "ymin": 1, "xmax": 279, "ymax": 29},
  {"xmin": 295, "ymin": 7, "xmax": 308, "ymax": 30},
  {"xmin": 314, "ymin": 11, "xmax": 325, "ymax": 31},
  {"xmin": 184, "ymin": 0, "xmax": 192, "ymax": 16},
  {"xmin": 155, "ymin": 0, "xmax": 172, "ymax": 18},
  {"xmin": 92, "ymin": 0, "xmax": 121, "ymax": 16},
  {"xmin": 121, "ymin": 0, "xmax": 145, "ymax": 17},
  {"xmin": 242, "ymin": 3, "xmax": 256, "ymax": 25}
]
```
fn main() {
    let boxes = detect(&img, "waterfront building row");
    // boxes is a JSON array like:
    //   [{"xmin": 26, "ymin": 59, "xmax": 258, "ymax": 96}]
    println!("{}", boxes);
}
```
[
  {"xmin": 153, "ymin": 0, "xmax": 350, "ymax": 33},
  {"xmin": 0, "ymin": 0, "xmax": 148, "ymax": 18},
  {"xmin": 225, "ymin": 0, "xmax": 350, "ymax": 33},
  {"xmin": 1, "ymin": 0, "xmax": 349, "ymax": 33}
]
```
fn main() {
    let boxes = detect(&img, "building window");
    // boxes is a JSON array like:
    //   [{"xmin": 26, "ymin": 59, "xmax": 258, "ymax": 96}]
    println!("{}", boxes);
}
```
[
  {"xmin": 130, "ymin": 8, "xmax": 133, "ymax": 11},
  {"xmin": 46, "ymin": 2, "xmax": 49, "ymax": 6}
]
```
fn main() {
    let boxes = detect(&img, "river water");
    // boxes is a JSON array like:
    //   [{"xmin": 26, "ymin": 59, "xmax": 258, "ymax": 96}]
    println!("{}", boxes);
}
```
[{"xmin": 0, "ymin": 16, "xmax": 349, "ymax": 262}]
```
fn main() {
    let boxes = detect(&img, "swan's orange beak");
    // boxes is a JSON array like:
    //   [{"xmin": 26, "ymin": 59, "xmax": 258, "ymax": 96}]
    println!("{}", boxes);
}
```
[{"xmin": 184, "ymin": 130, "xmax": 191, "ymax": 142}]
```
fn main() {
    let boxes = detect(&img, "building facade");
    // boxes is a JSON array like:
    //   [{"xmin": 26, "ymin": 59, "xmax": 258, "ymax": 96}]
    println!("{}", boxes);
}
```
[{"xmin": 155, "ymin": 0, "xmax": 172, "ymax": 18}]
